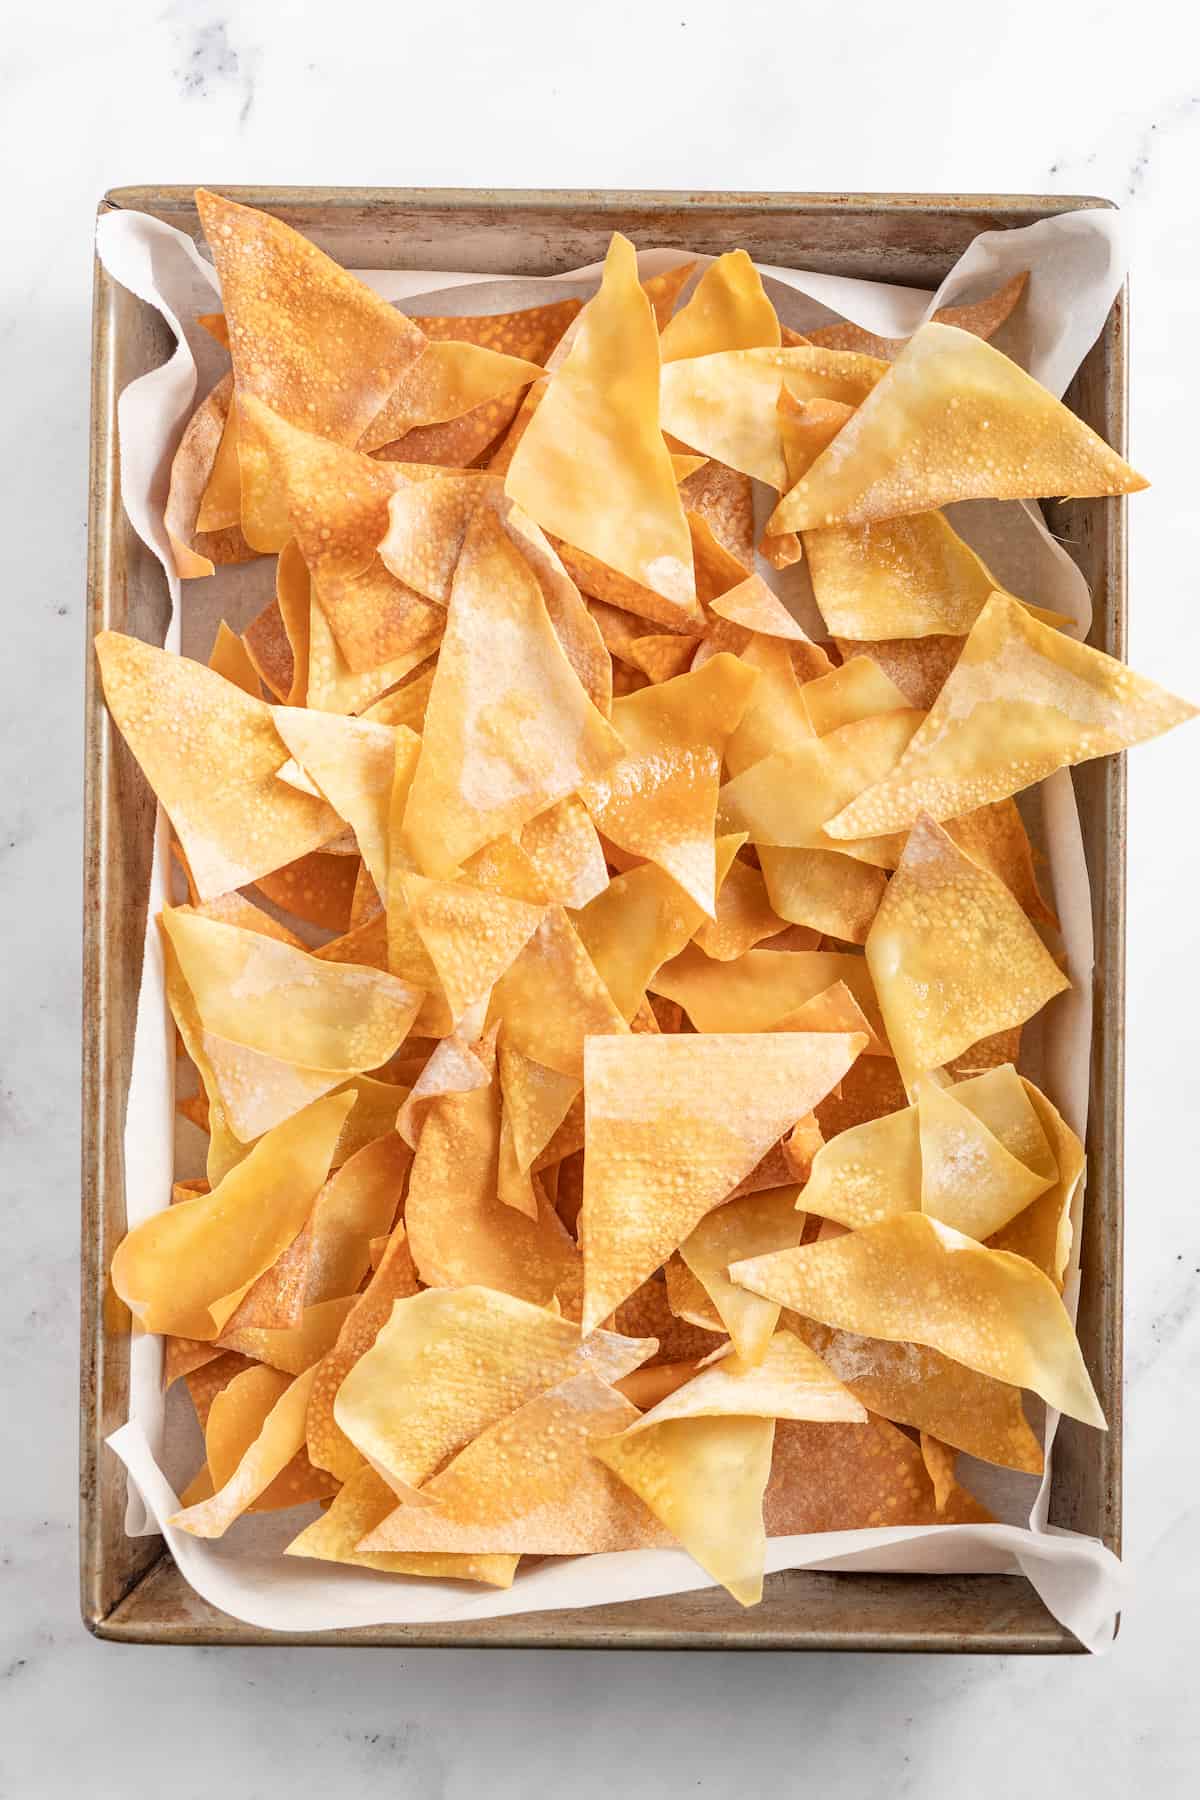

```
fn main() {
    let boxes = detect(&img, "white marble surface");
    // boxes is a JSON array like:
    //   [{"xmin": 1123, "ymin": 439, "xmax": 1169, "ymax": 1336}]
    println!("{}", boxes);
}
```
[{"xmin": 2, "ymin": 0, "xmax": 1199, "ymax": 1792}]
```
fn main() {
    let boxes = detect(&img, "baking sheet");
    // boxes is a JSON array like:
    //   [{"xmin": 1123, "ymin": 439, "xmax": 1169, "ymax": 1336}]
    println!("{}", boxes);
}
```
[{"xmin": 95, "ymin": 203, "xmax": 1126, "ymax": 1651}]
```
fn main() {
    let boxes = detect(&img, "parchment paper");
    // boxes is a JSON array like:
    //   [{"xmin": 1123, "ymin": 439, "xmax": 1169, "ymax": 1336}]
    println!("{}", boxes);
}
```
[{"xmin": 96, "ymin": 204, "xmax": 1127, "ymax": 1651}]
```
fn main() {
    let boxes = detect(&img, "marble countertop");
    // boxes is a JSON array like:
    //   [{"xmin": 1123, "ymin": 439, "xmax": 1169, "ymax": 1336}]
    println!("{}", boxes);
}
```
[{"xmin": 2, "ymin": 0, "xmax": 1198, "ymax": 1792}]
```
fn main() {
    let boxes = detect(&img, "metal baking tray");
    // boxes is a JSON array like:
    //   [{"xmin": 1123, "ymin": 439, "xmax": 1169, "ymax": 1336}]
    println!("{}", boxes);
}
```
[{"xmin": 82, "ymin": 187, "xmax": 1126, "ymax": 1650}]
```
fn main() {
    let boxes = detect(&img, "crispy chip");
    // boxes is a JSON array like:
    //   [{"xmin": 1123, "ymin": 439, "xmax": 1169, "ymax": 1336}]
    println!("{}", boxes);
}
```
[
  {"xmin": 804, "ymin": 272, "xmax": 1028, "ymax": 359},
  {"xmin": 306, "ymin": 588, "xmax": 438, "ymax": 716},
  {"xmin": 864, "ymin": 814, "xmax": 1069, "ymax": 1088},
  {"xmin": 708, "ymin": 576, "xmax": 809, "ymax": 642},
  {"xmin": 207, "ymin": 621, "xmax": 261, "ymax": 697},
  {"xmin": 517, "ymin": 795, "xmax": 609, "ymax": 908},
  {"xmin": 621, "ymin": 1330, "xmax": 866, "ymax": 1430},
  {"xmin": 196, "ymin": 190, "xmax": 426, "ymax": 550},
  {"xmin": 306, "ymin": 1224, "xmax": 421, "ymax": 1481},
  {"xmin": 95, "ymin": 633, "xmax": 339, "ymax": 901},
  {"xmin": 692, "ymin": 844, "xmax": 790, "ymax": 961},
  {"xmin": 659, "ymin": 346, "xmax": 887, "ymax": 490},
  {"xmin": 732, "ymin": 1212, "xmax": 1105, "ymax": 1425},
  {"xmin": 254, "ymin": 849, "xmax": 358, "ymax": 933},
  {"xmin": 498, "ymin": 1044, "xmax": 580, "ymax": 1173},
  {"xmin": 581, "ymin": 654, "xmax": 756, "ymax": 915},
  {"xmin": 664, "ymin": 1254, "xmax": 725, "ymax": 1330},
  {"xmin": 304, "ymin": 1131, "xmax": 411, "ymax": 1304},
  {"xmin": 162, "ymin": 906, "xmax": 423, "ymax": 1074},
  {"xmin": 659, "ymin": 250, "xmax": 780, "ymax": 361},
  {"xmin": 770, "ymin": 322, "xmax": 1147, "ymax": 532},
  {"xmin": 404, "ymin": 873, "xmax": 544, "ymax": 1019},
  {"xmin": 357, "ymin": 1371, "xmax": 668, "ymax": 1555},
  {"xmin": 804, "ymin": 510, "xmax": 1002, "ymax": 640},
  {"xmin": 799, "ymin": 656, "xmax": 913, "ymax": 735},
  {"xmin": 285, "ymin": 1463, "xmax": 518, "ymax": 1585},
  {"xmin": 828, "ymin": 594, "xmax": 1198, "ymax": 836},
  {"xmin": 581, "ymin": 1031, "xmax": 865, "ymax": 1329},
  {"xmin": 723, "ymin": 635, "xmax": 831, "ymax": 777},
  {"xmin": 164, "ymin": 374, "xmax": 254, "ymax": 577},
  {"xmin": 171, "ymin": 1365, "xmax": 318, "ymax": 1536},
  {"xmin": 799, "ymin": 1105, "xmax": 921, "ymax": 1229},
  {"xmin": 680, "ymin": 1188, "xmax": 809, "ymax": 1360},
  {"xmin": 360, "ymin": 339, "xmax": 543, "ymax": 452},
  {"xmin": 505, "ymin": 234, "xmax": 698, "ymax": 621},
  {"xmin": 218, "ymin": 1295, "xmax": 356, "ymax": 1375},
  {"xmin": 917, "ymin": 1074, "xmax": 1053, "ymax": 1239},
  {"xmin": 592, "ymin": 1414, "xmax": 774, "ymax": 1606},
  {"xmin": 271, "ymin": 708, "xmax": 401, "ymax": 897},
  {"xmin": 947, "ymin": 799, "xmax": 1056, "ymax": 928},
  {"xmin": 573, "ymin": 860, "xmax": 704, "ymax": 1020},
  {"xmin": 763, "ymin": 1413, "xmax": 991, "ymax": 1533},
  {"xmin": 488, "ymin": 906, "xmax": 628, "ymax": 1077},
  {"xmin": 111, "ymin": 1093, "xmax": 352, "ymax": 1337},
  {"xmin": 920, "ymin": 1434, "xmax": 958, "ymax": 1512},
  {"xmin": 610, "ymin": 1276, "xmax": 724, "ymax": 1364},
  {"xmin": 403, "ymin": 508, "xmax": 621, "ymax": 875},
  {"xmin": 833, "ymin": 633, "xmax": 962, "ymax": 712},
  {"xmin": 650, "ymin": 942, "xmax": 887, "ymax": 1046},
  {"xmin": 679, "ymin": 460, "xmax": 756, "ymax": 570},
  {"xmin": 988, "ymin": 1078, "xmax": 1084, "ymax": 1287},
  {"xmin": 757, "ymin": 846, "xmax": 887, "ymax": 945},
  {"xmin": 334, "ymin": 1286, "xmax": 655, "ymax": 1495}
]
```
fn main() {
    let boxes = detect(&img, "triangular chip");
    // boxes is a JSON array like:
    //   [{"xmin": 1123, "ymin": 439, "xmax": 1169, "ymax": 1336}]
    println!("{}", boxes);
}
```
[
  {"xmin": 304, "ymin": 1131, "xmax": 411, "ymax": 1305},
  {"xmin": 357, "ymin": 1371, "xmax": 668, "ymax": 1555},
  {"xmin": 403, "ymin": 506, "xmax": 622, "ymax": 875},
  {"xmin": 285, "ymin": 1463, "xmax": 518, "ymax": 1585},
  {"xmin": 660, "ymin": 346, "xmax": 886, "ymax": 490},
  {"xmin": 769, "ymin": 321, "xmax": 1147, "ymax": 532},
  {"xmin": 650, "ymin": 942, "xmax": 887, "ymax": 1046},
  {"xmin": 988, "ymin": 1078, "xmax": 1084, "ymax": 1287},
  {"xmin": 334, "ymin": 1286, "xmax": 655, "ymax": 1495},
  {"xmin": 758, "ymin": 846, "xmax": 887, "ymax": 945},
  {"xmin": 731, "ymin": 1212, "xmax": 1105, "ymax": 1426},
  {"xmin": 799, "ymin": 1105, "xmax": 922, "ymax": 1229},
  {"xmin": 161, "ymin": 906, "xmax": 423, "ymax": 1073},
  {"xmin": 581, "ymin": 1031, "xmax": 865, "ymax": 1329},
  {"xmin": 581, "ymin": 653, "xmax": 756, "ymax": 915},
  {"xmin": 659, "ymin": 251, "xmax": 780, "ymax": 362},
  {"xmin": 708, "ymin": 575, "xmax": 809, "ymax": 641},
  {"xmin": 947, "ymin": 799, "xmax": 1056, "ymax": 928},
  {"xmin": 592, "ymin": 1414, "xmax": 775, "ymax": 1606},
  {"xmin": 170, "ymin": 1366, "xmax": 318, "ymax": 1536},
  {"xmin": 828, "ymin": 593, "xmax": 1197, "ymax": 837},
  {"xmin": 678, "ymin": 1188, "xmax": 808, "ymax": 1361},
  {"xmin": 196, "ymin": 189, "xmax": 426, "ymax": 550},
  {"xmin": 691, "ymin": 843, "xmax": 790, "ymax": 962},
  {"xmin": 498, "ymin": 1044, "xmax": 580, "ymax": 1173},
  {"xmin": 803, "ymin": 271, "xmax": 1028, "ymax": 359},
  {"xmin": 517, "ymin": 795, "xmax": 609, "ymax": 908},
  {"xmin": 763, "ymin": 1413, "xmax": 991, "ymax": 1534},
  {"xmin": 197, "ymin": 1030, "xmax": 344, "ymax": 1142},
  {"xmin": 799, "ymin": 656, "xmax": 914, "ymax": 735},
  {"xmin": 306, "ymin": 1224, "xmax": 422, "ymax": 1481},
  {"xmin": 918, "ymin": 1075, "xmax": 1053, "ymax": 1239},
  {"xmin": 94, "ymin": 633, "xmax": 339, "ymax": 901},
  {"xmin": 804, "ymin": 509, "xmax": 1003, "ymax": 640},
  {"xmin": 573, "ymin": 860, "xmax": 704, "ymax": 1020},
  {"xmin": 833, "ymin": 632, "xmax": 963, "ymax": 712},
  {"xmin": 488, "ymin": 906, "xmax": 628, "ymax": 1077},
  {"xmin": 207, "ymin": 621, "xmax": 261, "ymax": 697},
  {"xmin": 270, "ymin": 708, "xmax": 400, "ymax": 897},
  {"xmin": 164, "ymin": 374, "xmax": 255, "ymax": 577},
  {"xmin": 111, "ymin": 1091, "xmax": 352, "ymax": 1338},
  {"xmin": 622, "ymin": 1330, "xmax": 866, "ymax": 1430},
  {"xmin": 505, "ymin": 233, "xmax": 698, "ymax": 620},
  {"xmin": 722, "ymin": 635, "xmax": 828, "ymax": 778},
  {"xmin": 864, "ymin": 813, "xmax": 1069, "ymax": 1089},
  {"xmin": 360, "ymin": 338, "xmax": 542, "ymax": 451},
  {"xmin": 217, "ymin": 1295, "xmax": 356, "ymax": 1376},
  {"xmin": 404, "ymin": 873, "xmax": 544, "ymax": 1019}
]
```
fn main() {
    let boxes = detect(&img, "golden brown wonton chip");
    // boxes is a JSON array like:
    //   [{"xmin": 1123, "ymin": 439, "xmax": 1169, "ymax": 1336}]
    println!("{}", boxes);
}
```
[
  {"xmin": 732, "ymin": 1212, "xmax": 1105, "ymax": 1425},
  {"xmin": 164, "ymin": 373, "xmax": 255, "ymax": 577},
  {"xmin": 359, "ymin": 339, "xmax": 543, "ymax": 453},
  {"xmin": 804, "ymin": 510, "xmax": 1001, "ymax": 640},
  {"xmin": 285, "ymin": 1463, "xmax": 518, "ymax": 1586},
  {"xmin": 678, "ymin": 1188, "xmax": 808, "ymax": 1363},
  {"xmin": 834, "ymin": 634, "xmax": 963, "ymax": 711},
  {"xmin": 917, "ymin": 1074, "xmax": 1053, "ymax": 1240},
  {"xmin": 505, "ymin": 234, "xmax": 698, "ymax": 622},
  {"xmin": 171, "ymin": 1365, "xmax": 319, "ymax": 1536},
  {"xmin": 988, "ymin": 1078, "xmax": 1084, "ymax": 1288},
  {"xmin": 95, "ymin": 633, "xmax": 338, "ymax": 901},
  {"xmin": 763, "ymin": 1413, "xmax": 992, "ymax": 1533},
  {"xmin": 488, "ymin": 906, "xmax": 628, "ymax": 1078},
  {"xmin": 650, "ymin": 942, "xmax": 888, "ymax": 1047},
  {"xmin": 803, "ymin": 271, "xmax": 1028, "ymax": 359},
  {"xmin": 828, "ymin": 594, "xmax": 1198, "ymax": 838},
  {"xmin": 207, "ymin": 621, "xmax": 261, "ymax": 697},
  {"xmin": 864, "ymin": 813, "xmax": 1069, "ymax": 1089},
  {"xmin": 757, "ymin": 846, "xmax": 887, "ymax": 945},
  {"xmin": 659, "ymin": 250, "xmax": 780, "ymax": 362},
  {"xmin": 254, "ymin": 848, "xmax": 358, "ymax": 933},
  {"xmin": 580, "ymin": 1030, "xmax": 865, "ymax": 1330},
  {"xmin": 769, "ymin": 322, "xmax": 1147, "ymax": 533}
]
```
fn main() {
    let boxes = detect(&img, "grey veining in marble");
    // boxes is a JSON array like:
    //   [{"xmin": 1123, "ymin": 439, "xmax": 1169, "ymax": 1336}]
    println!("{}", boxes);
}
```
[{"xmin": 1, "ymin": 0, "xmax": 1198, "ymax": 1793}]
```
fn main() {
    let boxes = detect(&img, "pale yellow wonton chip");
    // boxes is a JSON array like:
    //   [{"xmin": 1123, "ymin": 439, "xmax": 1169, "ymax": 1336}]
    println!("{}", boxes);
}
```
[{"xmin": 285, "ymin": 1462, "xmax": 518, "ymax": 1587}]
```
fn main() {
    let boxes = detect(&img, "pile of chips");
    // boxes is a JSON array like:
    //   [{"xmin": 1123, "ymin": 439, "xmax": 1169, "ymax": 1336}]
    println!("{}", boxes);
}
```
[{"xmin": 101, "ymin": 193, "xmax": 1195, "ymax": 1606}]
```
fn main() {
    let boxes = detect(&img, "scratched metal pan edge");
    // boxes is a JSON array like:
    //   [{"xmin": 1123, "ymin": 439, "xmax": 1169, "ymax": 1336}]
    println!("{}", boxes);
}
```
[{"xmin": 80, "ymin": 188, "xmax": 1125, "ymax": 1651}]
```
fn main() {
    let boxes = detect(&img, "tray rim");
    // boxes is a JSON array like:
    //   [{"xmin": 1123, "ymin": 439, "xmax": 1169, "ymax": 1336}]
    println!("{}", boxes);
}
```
[{"xmin": 81, "ymin": 184, "xmax": 1126, "ymax": 1652}]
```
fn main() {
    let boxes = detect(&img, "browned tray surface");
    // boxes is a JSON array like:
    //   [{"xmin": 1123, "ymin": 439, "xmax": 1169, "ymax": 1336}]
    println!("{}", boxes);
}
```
[{"xmin": 82, "ymin": 188, "xmax": 1125, "ymax": 1650}]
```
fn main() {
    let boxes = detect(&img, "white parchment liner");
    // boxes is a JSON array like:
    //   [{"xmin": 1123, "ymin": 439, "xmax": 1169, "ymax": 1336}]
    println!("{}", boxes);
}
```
[{"xmin": 95, "ymin": 204, "xmax": 1127, "ymax": 1650}]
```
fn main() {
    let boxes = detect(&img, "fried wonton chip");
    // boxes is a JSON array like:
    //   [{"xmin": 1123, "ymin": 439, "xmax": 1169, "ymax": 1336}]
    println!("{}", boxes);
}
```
[
  {"xmin": 358, "ymin": 1371, "xmax": 668, "ymax": 1556},
  {"xmin": 677, "ymin": 1188, "xmax": 809, "ymax": 1361},
  {"xmin": 864, "ymin": 814, "xmax": 1069, "ymax": 1089},
  {"xmin": 334, "ymin": 1286, "xmax": 655, "ymax": 1495},
  {"xmin": 403, "ymin": 873, "xmax": 544, "ymax": 1020},
  {"xmin": 757, "ymin": 846, "xmax": 887, "ymax": 945},
  {"xmin": 488, "ymin": 906, "xmax": 628, "ymax": 1077},
  {"xmin": 254, "ymin": 848, "xmax": 358, "ymax": 933},
  {"xmin": 217, "ymin": 1294, "xmax": 356, "ymax": 1376},
  {"xmin": 112, "ymin": 1092, "xmax": 352, "ymax": 1338},
  {"xmin": 722, "ymin": 635, "xmax": 829, "ymax": 778},
  {"xmin": 708, "ymin": 575, "xmax": 809, "ymax": 643},
  {"xmin": 664, "ymin": 1254, "xmax": 726, "ymax": 1330},
  {"xmin": 732, "ymin": 1211, "xmax": 1105, "ymax": 1425},
  {"xmin": 306, "ymin": 1224, "xmax": 421, "ymax": 1480},
  {"xmin": 404, "ymin": 1054, "xmax": 582, "ymax": 1309},
  {"xmin": 207, "ymin": 620, "xmax": 261, "ymax": 697},
  {"xmin": 610, "ymin": 1275, "xmax": 724, "ymax": 1364},
  {"xmin": 799, "ymin": 1104, "xmax": 922, "ymax": 1229},
  {"xmin": 946, "ymin": 799, "xmax": 1056, "ymax": 928},
  {"xmin": 270, "ymin": 708, "xmax": 400, "ymax": 897},
  {"xmin": 171, "ymin": 1364, "xmax": 319, "ymax": 1536},
  {"xmin": 788, "ymin": 1315, "xmax": 1042, "ymax": 1472},
  {"xmin": 692, "ymin": 845, "xmax": 790, "ymax": 961},
  {"xmin": 285, "ymin": 1463, "xmax": 518, "ymax": 1585},
  {"xmin": 769, "ymin": 322, "xmax": 1147, "ymax": 533},
  {"xmin": 573, "ymin": 861, "xmax": 704, "ymax": 1019},
  {"xmin": 763, "ymin": 1413, "xmax": 991, "ymax": 1534},
  {"xmin": 679, "ymin": 459, "xmax": 756, "ymax": 570},
  {"xmin": 718, "ymin": 709, "xmax": 923, "ymax": 863},
  {"xmin": 161, "ymin": 906, "xmax": 423, "ymax": 1074},
  {"xmin": 623, "ymin": 1330, "xmax": 866, "ymax": 1430},
  {"xmin": 95, "ymin": 633, "xmax": 339, "ymax": 900},
  {"xmin": 513, "ymin": 795, "xmax": 608, "ymax": 908},
  {"xmin": 403, "ymin": 507, "xmax": 621, "ymax": 875},
  {"xmin": 196, "ymin": 189, "xmax": 427, "ymax": 551},
  {"xmin": 505, "ymin": 234, "xmax": 698, "ymax": 622},
  {"xmin": 659, "ymin": 346, "xmax": 887, "ymax": 490},
  {"xmin": 498, "ymin": 1043, "xmax": 581, "ymax": 1173},
  {"xmin": 244, "ymin": 598, "xmax": 299, "ymax": 703},
  {"xmin": 164, "ymin": 373, "xmax": 255, "ymax": 578},
  {"xmin": 580, "ymin": 1030, "xmax": 865, "ymax": 1329},
  {"xmin": 305, "ymin": 588, "xmax": 438, "ymax": 717},
  {"xmin": 580, "ymin": 653, "xmax": 756, "ymax": 915},
  {"xmin": 592, "ymin": 1414, "xmax": 775, "ymax": 1606},
  {"xmin": 650, "ymin": 943, "xmax": 887, "ymax": 1047},
  {"xmin": 828, "ymin": 594, "xmax": 1198, "ymax": 837},
  {"xmin": 804, "ymin": 510, "xmax": 1003, "ymax": 641},
  {"xmin": 360, "ymin": 339, "xmax": 543, "ymax": 452},
  {"xmin": 988, "ymin": 1078, "xmax": 1084, "ymax": 1287},
  {"xmin": 659, "ymin": 250, "xmax": 780, "ymax": 362},
  {"xmin": 360, "ymin": 659, "xmax": 435, "ymax": 732},
  {"xmin": 303, "ymin": 1131, "xmax": 411, "ymax": 1304},
  {"xmin": 917, "ymin": 1074, "xmax": 1053, "ymax": 1239},
  {"xmin": 804, "ymin": 271, "xmax": 1028, "ymax": 359}
]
